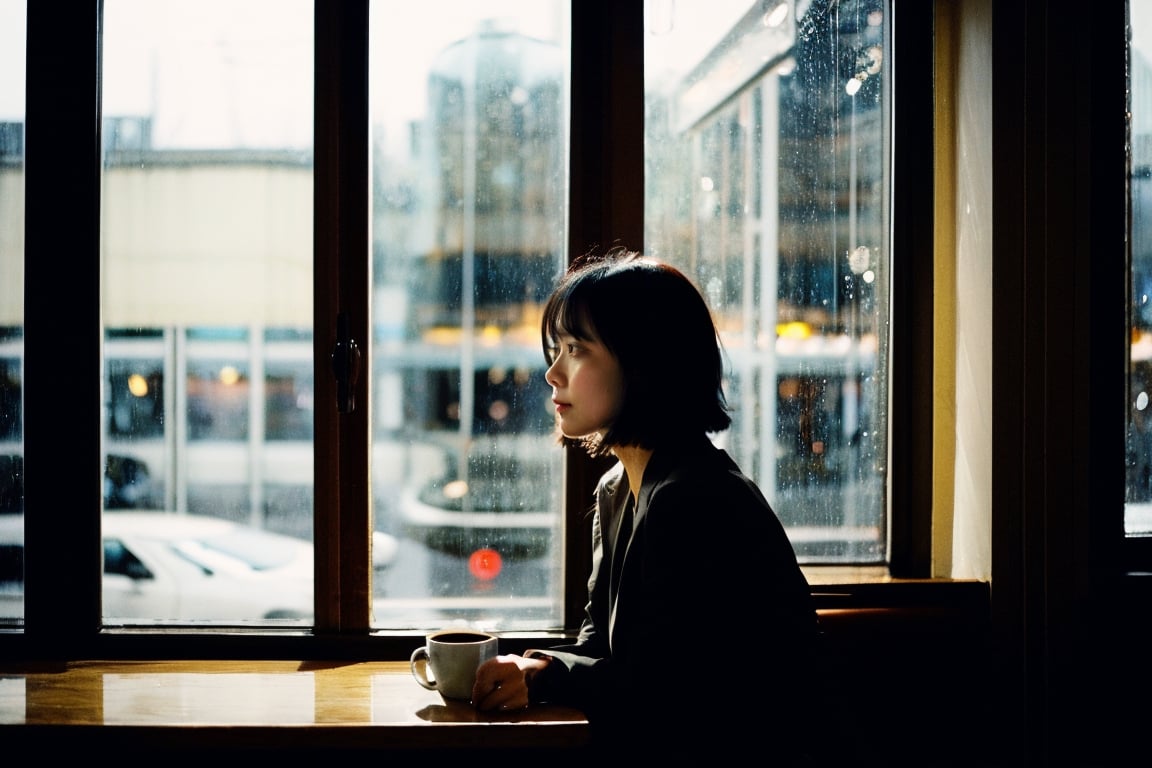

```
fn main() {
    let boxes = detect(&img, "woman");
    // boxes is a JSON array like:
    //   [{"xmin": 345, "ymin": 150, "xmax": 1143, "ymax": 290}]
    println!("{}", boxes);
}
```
[{"xmin": 472, "ymin": 247, "xmax": 819, "ymax": 758}]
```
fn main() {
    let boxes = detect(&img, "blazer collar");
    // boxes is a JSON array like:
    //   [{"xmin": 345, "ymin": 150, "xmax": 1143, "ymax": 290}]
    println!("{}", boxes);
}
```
[{"xmin": 630, "ymin": 435, "xmax": 719, "ymax": 513}]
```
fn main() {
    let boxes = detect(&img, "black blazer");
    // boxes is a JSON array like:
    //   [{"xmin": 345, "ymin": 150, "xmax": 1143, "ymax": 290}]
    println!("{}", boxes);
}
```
[{"xmin": 528, "ymin": 436, "xmax": 818, "ymax": 754}]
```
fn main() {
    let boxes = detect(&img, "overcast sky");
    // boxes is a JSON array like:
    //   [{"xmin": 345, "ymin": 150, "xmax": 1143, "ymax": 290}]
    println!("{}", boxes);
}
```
[
  {"xmin": 0, "ymin": 0, "xmax": 566, "ymax": 146},
  {"xmin": 0, "ymin": 0, "xmax": 749, "ymax": 140}
]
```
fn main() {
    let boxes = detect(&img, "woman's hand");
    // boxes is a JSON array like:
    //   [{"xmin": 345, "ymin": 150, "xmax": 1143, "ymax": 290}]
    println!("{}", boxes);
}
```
[{"xmin": 471, "ymin": 653, "xmax": 549, "ymax": 712}]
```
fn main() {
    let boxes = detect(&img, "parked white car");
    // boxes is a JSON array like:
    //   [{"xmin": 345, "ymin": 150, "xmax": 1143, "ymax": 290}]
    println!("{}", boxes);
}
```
[{"xmin": 0, "ymin": 511, "xmax": 399, "ymax": 623}]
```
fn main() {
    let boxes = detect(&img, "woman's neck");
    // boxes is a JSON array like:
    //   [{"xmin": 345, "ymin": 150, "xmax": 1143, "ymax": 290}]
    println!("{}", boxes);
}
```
[{"xmin": 611, "ymin": 444, "xmax": 653, "ymax": 503}]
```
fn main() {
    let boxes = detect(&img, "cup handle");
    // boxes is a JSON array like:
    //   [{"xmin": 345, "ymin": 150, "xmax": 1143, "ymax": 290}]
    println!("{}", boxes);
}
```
[{"xmin": 410, "ymin": 646, "xmax": 438, "ymax": 690}]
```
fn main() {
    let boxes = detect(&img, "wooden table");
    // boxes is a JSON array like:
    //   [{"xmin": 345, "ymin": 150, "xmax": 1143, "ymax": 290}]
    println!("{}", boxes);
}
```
[{"xmin": 0, "ymin": 659, "xmax": 589, "ymax": 753}]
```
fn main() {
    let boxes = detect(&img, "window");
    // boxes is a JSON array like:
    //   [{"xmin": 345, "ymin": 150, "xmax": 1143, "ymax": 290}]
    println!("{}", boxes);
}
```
[
  {"xmin": 96, "ymin": 1, "xmax": 314, "ymax": 624},
  {"xmin": 8, "ymin": 0, "xmax": 936, "ymax": 649},
  {"xmin": 368, "ymin": 3, "xmax": 568, "ymax": 629},
  {"xmin": 0, "ymin": 0, "xmax": 23, "ymax": 622},
  {"xmin": 643, "ymin": 1, "xmax": 887, "ymax": 561},
  {"xmin": 1128, "ymin": 3, "xmax": 1152, "ymax": 544}
]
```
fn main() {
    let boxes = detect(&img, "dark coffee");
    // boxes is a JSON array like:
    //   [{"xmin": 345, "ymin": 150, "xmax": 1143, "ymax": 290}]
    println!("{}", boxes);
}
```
[{"xmin": 434, "ymin": 632, "xmax": 490, "ymax": 644}]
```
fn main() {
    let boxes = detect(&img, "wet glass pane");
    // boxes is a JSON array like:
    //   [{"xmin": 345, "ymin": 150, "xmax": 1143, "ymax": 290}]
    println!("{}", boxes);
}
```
[
  {"xmin": 644, "ymin": 0, "xmax": 888, "ymax": 562},
  {"xmin": 100, "ymin": 0, "xmax": 314, "ymax": 624},
  {"xmin": 0, "ymin": 0, "xmax": 24, "ymax": 626},
  {"xmin": 1128, "ymin": 1, "xmax": 1152, "ymax": 536},
  {"xmin": 369, "ymin": 2, "xmax": 570, "ymax": 630}
]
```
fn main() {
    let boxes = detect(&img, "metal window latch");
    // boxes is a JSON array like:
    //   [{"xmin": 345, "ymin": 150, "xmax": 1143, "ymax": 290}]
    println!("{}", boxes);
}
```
[{"xmin": 331, "ymin": 312, "xmax": 361, "ymax": 414}]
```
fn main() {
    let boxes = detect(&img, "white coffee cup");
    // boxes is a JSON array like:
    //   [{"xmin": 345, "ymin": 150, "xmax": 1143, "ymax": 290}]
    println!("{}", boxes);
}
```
[{"xmin": 410, "ymin": 629, "xmax": 499, "ymax": 701}]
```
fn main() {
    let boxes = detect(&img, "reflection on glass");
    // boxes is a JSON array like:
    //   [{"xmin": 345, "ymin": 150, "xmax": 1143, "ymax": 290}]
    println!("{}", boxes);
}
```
[
  {"xmin": 645, "ymin": 0, "xmax": 888, "ymax": 562},
  {"xmin": 107, "ymin": 358, "xmax": 165, "ymax": 439},
  {"xmin": 0, "ymin": 0, "xmax": 24, "ymax": 625},
  {"xmin": 369, "ymin": 2, "xmax": 569, "ymax": 630},
  {"xmin": 100, "ymin": 0, "xmax": 314, "ymax": 623},
  {"xmin": 1128, "ymin": 2, "xmax": 1152, "ymax": 535},
  {"xmin": 187, "ymin": 360, "xmax": 251, "ymax": 441},
  {"xmin": 265, "ymin": 362, "xmax": 313, "ymax": 441}
]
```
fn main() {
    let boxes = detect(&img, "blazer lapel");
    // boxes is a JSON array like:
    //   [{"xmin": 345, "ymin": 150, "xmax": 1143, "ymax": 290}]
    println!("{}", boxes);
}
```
[{"xmin": 607, "ymin": 486, "xmax": 634, "ymax": 641}]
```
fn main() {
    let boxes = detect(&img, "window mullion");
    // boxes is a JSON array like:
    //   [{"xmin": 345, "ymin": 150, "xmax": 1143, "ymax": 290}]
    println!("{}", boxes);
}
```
[
  {"xmin": 564, "ymin": 0, "xmax": 645, "ymax": 629},
  {"xmin": 314, "ymin": 0, "xmax": 372, "ymax": 632},
  {"xmin": 22, "ymin": 3, "xmax": 104, "ymax": 653},
  {"xmin": 888, "ymin": 0, "xmax": 936, "ymax": 577}
]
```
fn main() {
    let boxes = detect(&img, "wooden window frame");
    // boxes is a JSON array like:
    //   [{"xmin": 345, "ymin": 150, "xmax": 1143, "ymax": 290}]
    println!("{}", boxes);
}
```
[{"xmin": 10, "ymin": 0, "xmax": 963, "ymax": 661}]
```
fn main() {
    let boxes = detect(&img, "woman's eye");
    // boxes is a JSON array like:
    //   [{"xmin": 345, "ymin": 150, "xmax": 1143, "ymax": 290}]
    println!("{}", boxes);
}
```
[{"xmin": 566, "ymin": 343, "xmax": 580, "ymax": 356}]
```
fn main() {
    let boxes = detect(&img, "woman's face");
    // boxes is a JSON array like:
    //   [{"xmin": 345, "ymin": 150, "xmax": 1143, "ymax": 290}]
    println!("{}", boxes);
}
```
[{"xmin": 544, "ymin": 325, "xmax": 624, "ymax": 440}]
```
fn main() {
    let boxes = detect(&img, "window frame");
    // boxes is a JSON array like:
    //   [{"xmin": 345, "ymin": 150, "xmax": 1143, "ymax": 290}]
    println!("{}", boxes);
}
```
[{"xmin": 10, "ymin": 0, "xmax": 952, "ymax": 660}]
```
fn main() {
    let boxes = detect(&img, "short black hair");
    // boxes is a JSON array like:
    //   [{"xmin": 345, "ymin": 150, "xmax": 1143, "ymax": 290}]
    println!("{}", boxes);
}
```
[{"xmin": 541, "ymin": 246, "xmax": 731, "ymax": 456}]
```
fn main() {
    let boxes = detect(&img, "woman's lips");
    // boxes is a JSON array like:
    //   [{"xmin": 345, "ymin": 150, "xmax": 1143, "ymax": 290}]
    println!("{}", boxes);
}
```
[{"xmin": 553, "ymin": 400, "xmax": 570, "ymax": 414}]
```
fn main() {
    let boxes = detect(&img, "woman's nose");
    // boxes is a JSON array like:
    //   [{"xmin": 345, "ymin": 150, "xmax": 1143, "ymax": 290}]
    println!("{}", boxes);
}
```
[{"xmin": 545, "ymin": 356, "xmax": 562, "ymax": 387}]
